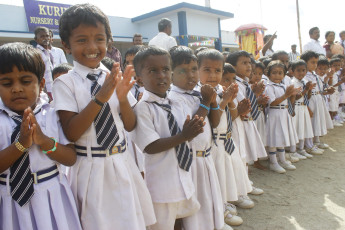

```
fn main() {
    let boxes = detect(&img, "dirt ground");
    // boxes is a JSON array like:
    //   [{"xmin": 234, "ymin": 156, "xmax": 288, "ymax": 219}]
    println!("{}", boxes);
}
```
[{"xmin": 236, "ymin": 126, "xmax": 345, "ymax": 230}]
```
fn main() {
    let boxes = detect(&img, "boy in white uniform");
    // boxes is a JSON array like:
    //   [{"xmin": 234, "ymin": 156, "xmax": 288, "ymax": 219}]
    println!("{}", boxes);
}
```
[{"xmin": 131, "ymin": 46, "xmax": 204, "ymax": 230}]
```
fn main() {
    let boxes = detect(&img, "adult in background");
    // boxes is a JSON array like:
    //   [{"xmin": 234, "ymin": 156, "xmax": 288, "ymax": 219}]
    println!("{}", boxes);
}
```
[
  {"xmin": 106, "ymin": 37, "xmax": 123, "ymax": 71},
  {"xmin": 303, "ymin": 27, "xmax": 326, "ymax": 56},
  {"xmin": 49, "ymin": 29, "xmax": 68, "ymax": 66},
  {"xmin": 149, "ymin": 18, "xmax": 177, "ymax": 51},
  {"xmin": 260, "ymin": 33, "xmax": 277, "ymax": 57},
  {"xmin": 133, "ymin": 33, "xmax": 143, "ymax": 45},
  {"xmin": 34, "ymin": 26, "xmax": 54, "ymax": 100},
  {"xmin": 323, "ymin": 31, "xmax": 344, "ymax": 59},
  {"xmin": 289, "ymin": 44, "xmax": 300, "ymax": 61}
]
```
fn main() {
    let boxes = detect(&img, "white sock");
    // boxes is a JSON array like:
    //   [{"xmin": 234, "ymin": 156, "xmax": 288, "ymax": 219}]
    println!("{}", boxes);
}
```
[
  {"xmin": 298, "ymin": 140, "xmax": 304, "ymax": 150},
  {"xmin": 277, "ymin": 148, "xmax": 286, "ymax": 163},
  {"xmin": 290, "ymin": 145, "xmax": 296, "ymax": 152},
  {"xmin": 305, "ymin": 138, "xmax": 314, "ymax": 149},
  {"xmin": 268, "ymin": 147, "xmax": 278, "ymax": 164},
  {"xmin": 314, "ymin": 136, "xmax": 320, "ymax": 144}
]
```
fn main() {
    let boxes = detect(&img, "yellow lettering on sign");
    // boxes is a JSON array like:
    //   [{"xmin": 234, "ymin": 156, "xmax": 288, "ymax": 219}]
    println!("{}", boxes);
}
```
[
  {"xmin": 46, "ymin": 6, "xmax": 53, "ymax": 16},
  {"xmin": 54, "ymin": 6, "xmax": 60, "ymax": 16},
  {"xmin": 38, "ymin": 5, "xmax": 47, "ymax": 15}
]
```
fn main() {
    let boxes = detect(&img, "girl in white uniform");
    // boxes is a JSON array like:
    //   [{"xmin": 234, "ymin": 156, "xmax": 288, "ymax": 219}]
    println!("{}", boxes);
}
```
[
  {"xmin": 265, "ymin": 61, "xmax": 298, "ymax": 173},
  {"xmin": 0, "ymin": 43, "xmax": 82, "ymax": 230},
  {"xmin": 54, "ymin": 5, "xmax": 155, "ymax": 230}
]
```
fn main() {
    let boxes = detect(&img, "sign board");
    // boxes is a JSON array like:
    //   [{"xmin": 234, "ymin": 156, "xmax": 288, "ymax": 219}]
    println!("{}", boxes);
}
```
[{"xmin": 23, "ymin": 0, "xmax": 71, "ymax": 32}]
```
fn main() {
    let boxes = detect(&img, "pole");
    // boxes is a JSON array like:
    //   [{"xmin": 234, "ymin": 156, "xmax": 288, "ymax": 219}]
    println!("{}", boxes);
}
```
[{"xmin": 296, "ymin": 0, "xmax": 302, "ymax": 54}]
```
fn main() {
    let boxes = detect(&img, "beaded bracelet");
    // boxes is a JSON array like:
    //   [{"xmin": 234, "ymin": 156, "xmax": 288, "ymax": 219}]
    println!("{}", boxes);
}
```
[
  {"xmin": 41, "ymin": 137, "xmax": 58, "ymax": 154},
  {"xmin": 199, "ymin": 103, "xmax": 210, "ymax": 112},
  {"xmin": 210, "ymin": 105, "xmax": 220, "ymax": 110}
]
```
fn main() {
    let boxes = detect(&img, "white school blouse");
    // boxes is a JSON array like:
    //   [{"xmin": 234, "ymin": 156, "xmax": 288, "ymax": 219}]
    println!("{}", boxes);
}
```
[{"xmin": 131, "ymin": 90, "xmax": 195, "ymax": 203}]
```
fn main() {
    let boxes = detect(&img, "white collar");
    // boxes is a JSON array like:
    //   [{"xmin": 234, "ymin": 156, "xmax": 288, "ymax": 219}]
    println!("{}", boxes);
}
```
[{"xmin": 72, "ymin": 61, "xmax": 109, "ymax": 79}]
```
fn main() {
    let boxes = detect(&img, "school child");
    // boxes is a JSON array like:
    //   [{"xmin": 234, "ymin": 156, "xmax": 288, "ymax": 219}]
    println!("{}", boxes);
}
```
[
  {"xmin": 302, "ymin": 51, "xmax": 334, "ymax": 153},
  {"xmin": 226, "ymin": 51, "xmax": 267, "ymax": 170},
  {"xmin": 271, "ymin": 50, "xmax": 300, "ymax": 161},
  {"xmin": 167, "ymin": 46, "xmax": 230, "ymax": 230},
  {"xmin": 218, "ymin": 63, "xmax": 258, "ymax": 203},
  {"xmin": 52, "ymin": 63, "xmax": 73, "ymax": 80},
  {"xmin": 264, "ymin": 61, "xmax": 299, "ymax": 173},
  {"xmin": 250, "ymin": 61, "xmax": 269, "ymax": 146},
  {"xmin": 334, "ymin": 54, "xmax": 345, "ymax": 118},
  {"xmin": 53, "ymin": 4, "xmax": 156, "ymax": 230},
  {"xmin": 329, "ymin": 58, "xmax": 345, "ymax": 126},
  {"xmin": 290, "ymin": 60, "xmax": 315, "ymax": 159},
  {"xmin": 125, "ymin": 45, "xmax": 145, "ymax": 101},
  {"xmin": 131, "ymin": 46, "xmax": 204, "ymax": 230},
  {"xmin": 0, "ymin": 42, "xmax": 82, "ymax": 230}
]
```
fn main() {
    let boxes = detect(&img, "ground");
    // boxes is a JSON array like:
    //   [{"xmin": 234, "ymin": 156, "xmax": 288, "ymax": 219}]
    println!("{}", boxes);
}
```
[{"xmin": 236, "ymin": 126, "xmax": 345, "ymax": 230}]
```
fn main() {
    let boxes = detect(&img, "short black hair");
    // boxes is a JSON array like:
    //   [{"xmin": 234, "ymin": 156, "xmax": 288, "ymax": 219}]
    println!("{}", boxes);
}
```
[
  {"xmin": 225, "ymin": 50, "xmax": 250, "ymax": 67},
  {"xmin": 133, "ymin": 46, "xmax": 170, "ymax": 76},
  {"xmin": 317, "ymin": 57, "xmax": 329, "ymax": 66},
  {"xmin": 59, "ymin": 4, "xmax": 112, "ymax": 46},
  {"xmin": 330, "ymin": 58, "xmax": 342, "ymax": 66},
  {"xmin": 309, "ymin": 27, "xmax": 319, "ymax": 36},
  {"xmin": 124, "ymin": 45, "xmax": 145, "ymax": 68},
  {"xmin": 300, "ymin": 50, "xmax": 319, "ymax": 62},
  {"xmin": 194, "ymin": 47, "xmax": 208, "ymax": 56},
  {"xmin": 197, "ymin": 49, "xmax": 224, "ymax": 68},
  {"xmin": 340, "ymin": 31, "xmax": 345, "ymax": 37},
  {"xmin": 332, "ymin": 54, "xmax": 345, "ymax": 60},
  {"xmin": 291, "ymin": 60, "xmax": 307, "ymax": 71},
  {"xmin": 223, "ymin": 63, "xmax": 236, "ymax": 74},
  {"xmin": 101, "ymin": 56, "xmax": 115, "ymax": 71},
  {"xmin": 271, "ymin": 50, "xmax": 289, "ymax": 60},
  {"xmin": 0, "ymin": 42, "xmax": 45, "ymax": 82},
  {"xmin": 52, "ymin": 63, "xmax": 72, "ymax": 78},
  {"xmin": 133, "ymin": 33, "xmax": 142, "ymax": 42},
  {"xmin": 169, "ymin": 46, "xmax": 197, "ymax": 70},
  {"xmin": 34, "ymin": 26, "xmax": 49, "ymax": 40},
  {"xmin": 254, "ymin": 61, "xmax": 265, "ymax": 72},
  {"xmin": 325, "ymin": 31, "xmax": 335, "ymax": 39},
  {"xmin": 291, "ymin": 44, "xmax": 297, "ymax": 47},
  {"xmin": 158, "ymin": 18, "xmax": 171, "ymax": 32},
  {"xmin": 262, "ymin": 58, "xmax": 272, "ymax": 68},
  {"xmin": 267, "ymin": 60, "xmax": 286, "ymax": 77},
  {"xmin": 263, "ymin": 34, "xmax": 272, "ymax": 43}
]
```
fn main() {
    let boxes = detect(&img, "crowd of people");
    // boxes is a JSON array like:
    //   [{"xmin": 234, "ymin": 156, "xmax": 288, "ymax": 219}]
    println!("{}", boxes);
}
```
[{"xmin": 0, "ymin": 3, "xmax": 345, "ymax": 230}]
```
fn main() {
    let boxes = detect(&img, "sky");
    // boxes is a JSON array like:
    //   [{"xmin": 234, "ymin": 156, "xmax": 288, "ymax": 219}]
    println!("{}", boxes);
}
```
[{"xmin": 2, "ymin": 0, "xmax": 345, "ymax": 52}]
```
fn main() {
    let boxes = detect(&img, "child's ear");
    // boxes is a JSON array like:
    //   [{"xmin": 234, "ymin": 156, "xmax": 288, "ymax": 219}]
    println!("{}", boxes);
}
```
[
  {"xmin": 62, "ymin": 41, "xmax": 71, "ymax": 54},
  {"xmin": 39, "ymin": 78, "xmax": 45, "ymax": 93}
]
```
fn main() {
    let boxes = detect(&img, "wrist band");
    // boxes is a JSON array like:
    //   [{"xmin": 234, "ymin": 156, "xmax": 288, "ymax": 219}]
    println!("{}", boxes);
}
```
[
  {"xmin": 15, "ymin": 141, "xmax": 28, "ymax": 153},
  {"xmin": 210, "ymin": 105, "xmax": 219, "ymax": 110},
  {"xmin": 41, "ymin": 138, "xmax": 58, "ymax": 154},
  {"xmin": 92, "ymin": 96, "xmax": 104, "ymax": 107},
  {"xmin": 199, "ymin": 103, "xmax": 210, "ymax": 112}
]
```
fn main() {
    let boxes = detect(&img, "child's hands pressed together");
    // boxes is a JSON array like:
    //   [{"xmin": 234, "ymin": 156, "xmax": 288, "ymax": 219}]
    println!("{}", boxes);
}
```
[
  {"xmin": 285, "ymin": 85, "xmax": 295, "ymax": 97},
  {"xmin": 292, "ymin": 87, "xmax": 302, "ymax": 96},
  {"xmin": 96, "ymin": 62, "xmax": 121, "ymax": 104},
  {"xmin": 306, "ymin": 81, "xmax": 314, "ymax": 91},
  {"xmin": 223, "ymin": 83, "xmax": 239, "ymax": 103},
  {"xmin": 200, "ymin": 84, "xmax": 216, "ymax": 106},
  {"xmin": 18, "ymin": 108, "xmax": 34, "ymax": 149},
  {"xmin": 27, "ymin": 108, "xmax": 50, "ymax": 148},
  {"xmin": 237, "ymin": 99, "xmax": 251, "ymax": 116},
  {"xmin": 327, "ymin": 87, "xmax": 335, "ymax": 94},
  {"xmin": 252, "ymin": 81, "xmax": 265, "ymax": 96},
  {"xmin": 116, "ymin": 65, "xmax": 136, "ymax": 102},
  {"xmin": 181, "ymin": 115, "xmax": 205, "ymax": 141},
  {"xmin": 257, "ymin": 94, "xmax": 269, "ymax": 106}
]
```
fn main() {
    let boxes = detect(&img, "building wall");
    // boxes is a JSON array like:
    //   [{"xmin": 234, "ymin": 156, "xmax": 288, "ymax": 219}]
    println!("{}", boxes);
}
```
[{"xmin": 186, "ymin": 13, "xmax": 218, "ymax": 37}]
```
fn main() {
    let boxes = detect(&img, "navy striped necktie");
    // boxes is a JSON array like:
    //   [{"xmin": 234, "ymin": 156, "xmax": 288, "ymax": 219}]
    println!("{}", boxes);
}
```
[
  {"xmin": 338, "ymin": 74, "xmax": 343, "ymax": 92},
  {"xmin": 273, "ymin": 83, "xmax": 294, "ymax": 116},
  {"xmin": 151, "ymin": 102, "xmax": 192, "ymax": 171},
  {"xmin": 87, "ymin": 73, "xmax": 119, "ymax": 150},
  {"xmin": 224, "ymin": 106, "xmax": 235, "ymax": 155},
  {"xmin": 240, "ymin": 80, "xmax": 259, "ymax": 120},
  {"xmin": 300, "ymin": 81, "xmax": 310, "ymax": 106},
  {"xmin": 133, "ymin": 83, "xmax": 141, "ymax": 100},
  {"xmin": 10, "ymin": 115, "xmax": 34, "ymax": 207},
  {"xmin": 184, "ymin": 90, "xmax": 202, "ymax": 101},
  {"xmin": 312, "ymin": 73, "xmax": 326, "ymax": 100}
]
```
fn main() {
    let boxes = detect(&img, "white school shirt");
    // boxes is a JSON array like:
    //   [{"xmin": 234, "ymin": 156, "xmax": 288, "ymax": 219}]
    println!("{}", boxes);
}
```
[
  {"xmin": 303, "ymin": 39, "xmax": 326, "ymax": 56},
  {"xmin": 168, "ymin": 85, "xmax": 212, "ymax": 151},
  {"xmin": 0, "ymin": 94, "xmax": 69, "ymax": 174},
  {"xmin": 282, "ymin": 75, "xmax": 292, "ymax": 86},
  {"xmin": 235, "ymin": 76, "xmax": 250, "ymax": 117},
  {"xmin": 291, "ymin": 77, "xmax": 307, "ymax": 101},
  {"xmin": 131, "ymin": 90, "xmax": 195, "ymax": 203},
  {"xmin": 148, "ymin": 32, "xmax": 177, "ymax": 51},
  {"xmin": 305, "ymin": 71, "xmax": 323, "ymax": 94},
  {"xmin": 37, "ymin": 44, "xmax": 54, "ymax": 93},
  {"xmin": 265, "ymin": 81, "xmax": 288, "ymax": 105},
  {"xmin": 50, "ymin": 46, "xmax": 68, "ymax": 66},
  {"xmin": 52, "ymin": 61, "xmax": 136, "ymax": 148}
]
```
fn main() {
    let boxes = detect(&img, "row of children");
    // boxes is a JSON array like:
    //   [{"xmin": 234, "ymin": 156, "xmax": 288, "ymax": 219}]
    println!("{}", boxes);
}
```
[{"xmin": 1, "ymin": 3, "xmax": 343, "ymax": 230}]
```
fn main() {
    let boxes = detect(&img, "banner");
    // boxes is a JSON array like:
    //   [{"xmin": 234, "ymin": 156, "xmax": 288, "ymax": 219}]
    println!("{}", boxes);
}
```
[{"xmin": 23, "ymin": 0, "xmax": 71, "ymax": 32}]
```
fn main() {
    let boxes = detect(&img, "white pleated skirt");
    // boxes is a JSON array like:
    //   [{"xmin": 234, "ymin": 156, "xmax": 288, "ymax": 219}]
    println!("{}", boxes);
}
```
[
  {"xmin": 0, "ymin": 174, "xmax": 82, "ymax": 230},
  {"xmin": 292, "ymin": 104, "xmax": 314, "ymax": 140},
  {"xmin": 255, "ymin": 111, "xmax": 267, "ymax": 146},
  {"xmin": 184, "ymin": 148, "xmax": 224, "ymax": 230},
  {"xmin": 329, "ymin": 92, "xmax": 340, "ymax": 112},
  {"xmin": 266, "ymin": 108, "xmax": 298, "ymax": 148},
  {"xmin": 242, "ymin": 120, "xmax": 267, "ymax": 162},
  {"xmin": 69, "ymin": 150, "xmax": 156, "ymax": 230},
  {"xmin": 309, "ymin": 94, "xmax": 333, "ymax": 136}
]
